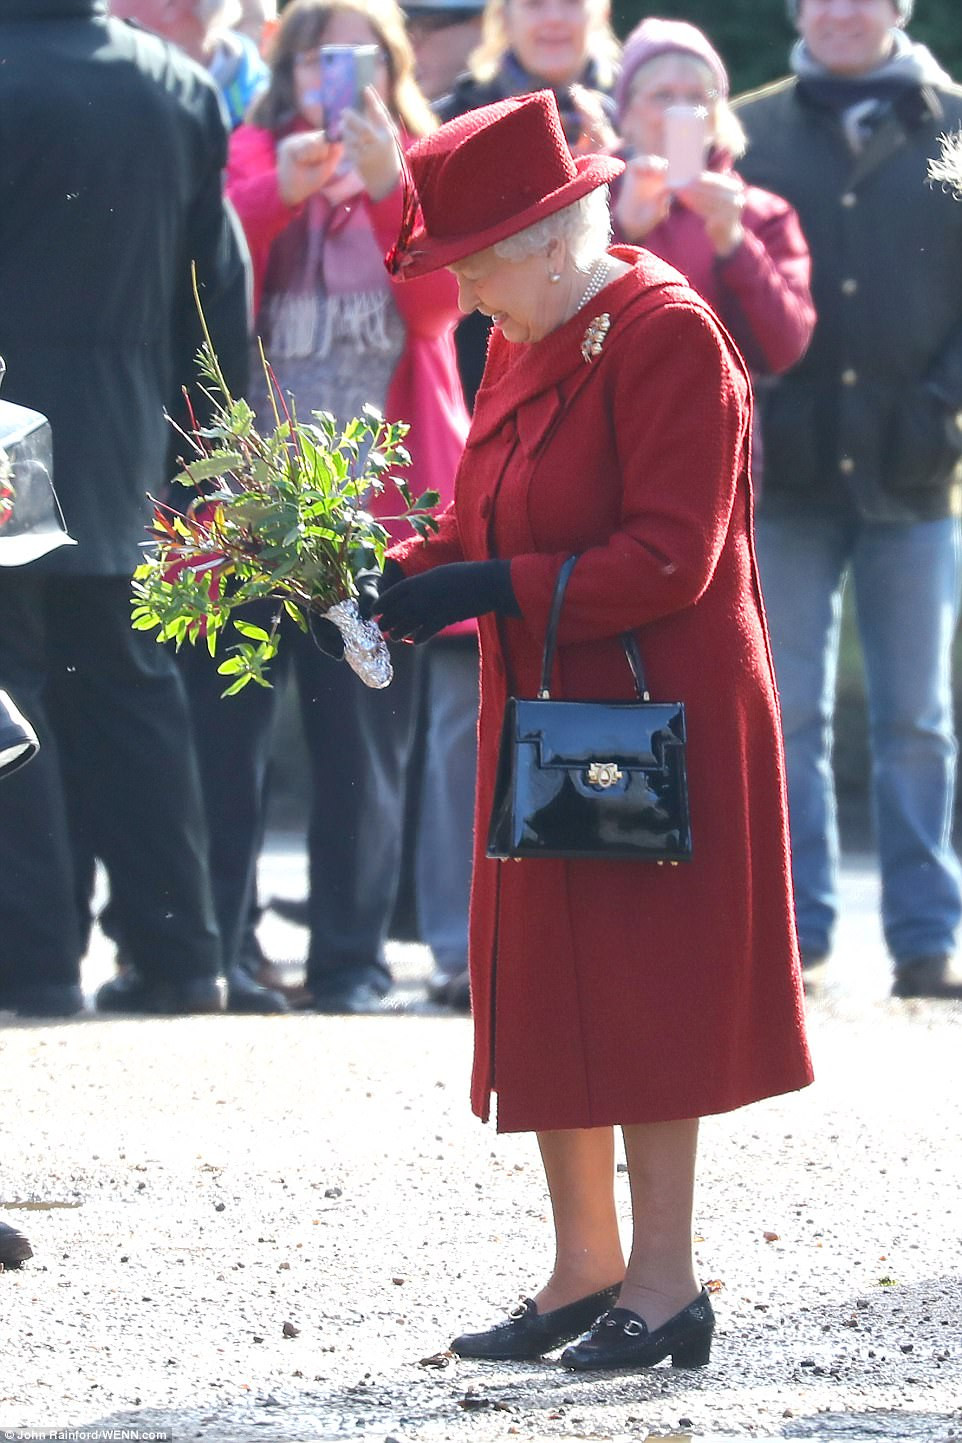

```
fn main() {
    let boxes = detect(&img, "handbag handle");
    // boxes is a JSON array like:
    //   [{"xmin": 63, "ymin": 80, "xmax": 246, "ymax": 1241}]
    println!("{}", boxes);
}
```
[{"xmin": 539, "ymin": 554, "xmax": 650, "ymax": 700}]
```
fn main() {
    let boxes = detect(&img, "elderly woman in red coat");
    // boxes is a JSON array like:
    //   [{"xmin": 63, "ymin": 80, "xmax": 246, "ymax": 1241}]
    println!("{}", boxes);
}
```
[{"xmin": 373, "ymin": 91, "xmax": 813, "ymax": 1372}]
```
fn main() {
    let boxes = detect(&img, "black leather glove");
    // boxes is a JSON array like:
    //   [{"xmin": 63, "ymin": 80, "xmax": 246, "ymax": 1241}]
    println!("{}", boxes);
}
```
[
  {"xmin": 375, "ymin": 559, "xmax": 520, "ymax": 644},
  {"xmin": 356, "ymin": 559, "xmax": 404, "ymax": 620}
]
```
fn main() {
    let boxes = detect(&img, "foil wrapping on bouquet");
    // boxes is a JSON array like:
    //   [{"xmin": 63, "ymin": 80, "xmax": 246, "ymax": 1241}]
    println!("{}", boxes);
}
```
[{"xmin": 324, "ymin": 597, "xmax": 393, "ymax": 689}]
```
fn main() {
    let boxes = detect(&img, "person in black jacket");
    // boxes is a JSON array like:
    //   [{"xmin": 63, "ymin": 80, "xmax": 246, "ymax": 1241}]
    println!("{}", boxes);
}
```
[
  {"xmin": 0, "ymin": 0, "xmax": 253, "ymax": 1016},
  {"xmin": 735, "ymin": 0, "xmax": 962, "ymax": 1000}
]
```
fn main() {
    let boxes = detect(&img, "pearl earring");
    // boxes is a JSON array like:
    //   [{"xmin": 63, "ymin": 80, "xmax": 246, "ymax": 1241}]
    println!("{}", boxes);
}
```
[{"xmin": 549, "ymin": 270, "xmax": 561, "ymax": 284}]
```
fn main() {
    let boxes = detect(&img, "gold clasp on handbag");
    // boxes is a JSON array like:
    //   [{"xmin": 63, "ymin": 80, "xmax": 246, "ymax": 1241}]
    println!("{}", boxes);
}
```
[{"xmin": 586, "ymin": 761, "xmax": 623, "ymax": 789}]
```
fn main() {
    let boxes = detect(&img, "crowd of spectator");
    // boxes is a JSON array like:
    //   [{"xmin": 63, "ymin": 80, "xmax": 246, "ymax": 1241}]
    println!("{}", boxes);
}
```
[{"xmin": 1, "ymin": 0, "xmax": 961, "ymax": 1030}]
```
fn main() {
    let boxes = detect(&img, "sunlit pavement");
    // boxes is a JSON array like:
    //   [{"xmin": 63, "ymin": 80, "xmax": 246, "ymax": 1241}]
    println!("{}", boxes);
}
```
[{"xmin": 1, "ymin": 845, "xmax": 960, "ymax": 1443}]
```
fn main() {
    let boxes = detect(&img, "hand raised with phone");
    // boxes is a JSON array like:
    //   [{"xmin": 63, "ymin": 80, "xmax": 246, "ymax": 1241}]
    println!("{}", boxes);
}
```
[
  {"xmin": 276, "ymin": 130, "xmax": 344, "ymax": 207},
  {"xmin": 675, "ymin": 170, "xmax": 746, "ymax": 258},
  {"xmin": 341, "ymin": 87, "xmax": 401, "ymax": 202},
  {"xmin": 614, "ymin": 155, "xmax": 670, "ymax": 242}
]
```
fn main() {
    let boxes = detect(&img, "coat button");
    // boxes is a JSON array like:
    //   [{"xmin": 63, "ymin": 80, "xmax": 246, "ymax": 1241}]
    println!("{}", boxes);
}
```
[
  {"xmin": 841, "ymin": 368, "xmax": 858, "ymax": 386},
  {"xmin": 841, "ymin": 277, "xmax": 858, "ymax": 296},
  {"xmin": 479, "ymin": 496, "xmax": 491, "ymax": 519},
  {"xmin": 839, "ymin": 456, "xmax": 855, "ymax": 474},
  {"xmin": 841, "ymin": 191, "xmax": 857, "ymax": 207}
]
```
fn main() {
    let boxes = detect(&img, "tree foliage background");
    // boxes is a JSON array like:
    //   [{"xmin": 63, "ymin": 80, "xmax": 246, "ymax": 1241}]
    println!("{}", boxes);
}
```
[{"xmin": 610, "ymin": 1, "xmax": 962, "ymax": 95}]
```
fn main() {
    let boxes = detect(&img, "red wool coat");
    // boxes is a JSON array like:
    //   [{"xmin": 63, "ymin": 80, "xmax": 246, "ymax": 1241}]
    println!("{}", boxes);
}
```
[{"xmin": 392, "ymin": 249, "xmax": 813, "ymax": 1133}]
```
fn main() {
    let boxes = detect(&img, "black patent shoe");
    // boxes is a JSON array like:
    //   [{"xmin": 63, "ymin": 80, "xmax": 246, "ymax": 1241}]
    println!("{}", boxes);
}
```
[
  {"xmin": 561, "ymin": 1290, "xmax": 714, "ymax": 1371},
  {"xmin": 451, "ymin": 1284, "xmax": 621, "ymax": 1361}
]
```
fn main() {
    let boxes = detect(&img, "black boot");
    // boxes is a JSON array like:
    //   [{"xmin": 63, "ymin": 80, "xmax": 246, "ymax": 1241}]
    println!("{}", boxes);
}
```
[
  {"xmin": 95, "ymin": 970, "xmax": 222, "ymax": 1015},
  {"xmin": 892, "ymin": 955, "xmax": 962, "ymax": 999},
  {"xmin": 300, "ymin": 963, "xmax": 392, "ymax": 1015},
  {"xmin": 0, "ymin": 983, "xmax": 85, "ymax": 1018},
  {"xmin": 225, "ymin": 966, "xmax": 288, "ymax": 1013},
  {"xmin": 561, "ymin": 1290, "xmax": 714, "ymax": 1371},
  {"xmin": 451, "ymin": 1284, "xmax": 621, "ymax": 1360}
]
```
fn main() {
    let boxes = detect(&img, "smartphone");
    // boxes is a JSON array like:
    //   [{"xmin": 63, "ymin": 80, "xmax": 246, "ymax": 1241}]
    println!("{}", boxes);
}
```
[
  {"xmin": 663, "ymin": 105, "xmax": 709, "ymax": 190},
  {"xmin": 318, "ymin": 44, "xmax": 379, "ymax": 141}
]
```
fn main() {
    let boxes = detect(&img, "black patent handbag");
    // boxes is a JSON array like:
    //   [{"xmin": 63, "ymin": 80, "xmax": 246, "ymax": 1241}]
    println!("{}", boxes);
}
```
[{"xmin": 486, "ymin": 556, "xmax": 692, "ymax": 862}]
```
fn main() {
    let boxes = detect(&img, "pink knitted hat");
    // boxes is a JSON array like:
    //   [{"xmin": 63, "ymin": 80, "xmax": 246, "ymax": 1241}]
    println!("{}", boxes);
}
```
[{"xmin": 615, "ymin": 18, "xmax": 729, "ymax": 119}]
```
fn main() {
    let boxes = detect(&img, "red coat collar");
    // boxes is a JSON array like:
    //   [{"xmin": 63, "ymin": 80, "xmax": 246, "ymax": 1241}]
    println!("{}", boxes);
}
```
[{"xmin": 467, "ymin": 248, "xmax": 683, "ymax": 448}]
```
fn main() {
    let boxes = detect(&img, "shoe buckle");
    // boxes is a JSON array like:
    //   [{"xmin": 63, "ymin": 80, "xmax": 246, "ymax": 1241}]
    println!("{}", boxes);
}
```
[
  {"xmin": 508, "ymin": 1301, "xmax": 529, "ymax": 1321},
  {"xmin": 622, "ymin": 1319, "xmax": 645, "ymax": 1336}
]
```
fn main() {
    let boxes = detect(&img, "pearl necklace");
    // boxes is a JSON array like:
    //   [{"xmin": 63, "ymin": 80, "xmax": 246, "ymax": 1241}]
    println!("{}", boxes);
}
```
[{"xmin": 578, "ymin": 255, "xmax": 611, "ymax": 313}]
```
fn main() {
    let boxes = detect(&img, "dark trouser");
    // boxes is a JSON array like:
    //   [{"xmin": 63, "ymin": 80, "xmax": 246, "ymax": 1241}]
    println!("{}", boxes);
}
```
[
  {"xmin": 415, "ymin": 636, "xmax": 478, "ymax": 977},
  {"xmin": 0, "ymin": 573, "xmax": 220, "ymax": 990},
  {"xmin": 181, "ymin": 618, "xmax": 423, "ymax": 985},
  {"xmin": 178, "ymin": 622, "xmax": 276, "ymax": 977}
]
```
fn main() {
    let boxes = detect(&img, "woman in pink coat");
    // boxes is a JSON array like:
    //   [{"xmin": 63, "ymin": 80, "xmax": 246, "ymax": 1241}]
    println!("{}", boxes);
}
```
[
  {"xmin": 611, "ymin": 19, "xmax": 814, "ymax": 391},
  {"xmin": 375, "ymin": 92, "xmax": 812, "ymax": 1372},
  {"xmin": 187, "ymin": 0, "xmax": 471, "ymax": 1014}
]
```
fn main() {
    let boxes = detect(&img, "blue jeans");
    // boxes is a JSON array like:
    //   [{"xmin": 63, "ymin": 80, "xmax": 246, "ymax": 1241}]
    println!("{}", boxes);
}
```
[{"xmin": 755, "ymin": 514, "xmax": 962, "ymax": 969}]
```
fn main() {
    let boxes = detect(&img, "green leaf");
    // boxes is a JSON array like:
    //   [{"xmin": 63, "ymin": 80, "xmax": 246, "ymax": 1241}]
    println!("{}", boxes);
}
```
[
  {"xmin": 221, "ymin": 674, "xmax": 256, "ymax": 696},
  {"xmin": 233, "ymin": 620, "xmax": 271, "ymax": 643},
  {"xmin": 283, "ymin": 599, "xmax": 310, "ymax": 632},
  {"xmin": 182, "ymin": 451, "xmax": 245, "ymax": 484},
  {"xmin": 228, "ymin": 399, "xmax": 255, "ymax": 437}
]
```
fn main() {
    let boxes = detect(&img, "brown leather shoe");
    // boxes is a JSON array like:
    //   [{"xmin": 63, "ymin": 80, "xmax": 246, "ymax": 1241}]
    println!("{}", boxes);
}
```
[
  {"xmin": 0, "ymin": 1221, "xmax": 32, "ymax": 1268},
  {"xmin": 892, "ymin": 955, "xmax": 962, "ymax": 999}
]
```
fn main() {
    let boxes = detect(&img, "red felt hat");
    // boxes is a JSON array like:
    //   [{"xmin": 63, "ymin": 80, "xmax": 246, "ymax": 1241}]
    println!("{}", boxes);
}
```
[{"xmin": 387, "ymin": 91, "xmax": 624, "ymax": 280}]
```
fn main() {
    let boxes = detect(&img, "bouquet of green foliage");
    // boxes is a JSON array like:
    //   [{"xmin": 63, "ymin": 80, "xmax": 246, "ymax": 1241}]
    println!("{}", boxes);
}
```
[{"xmin": 131, "ymin": 327, "xmax": 438, "ymax": 694}]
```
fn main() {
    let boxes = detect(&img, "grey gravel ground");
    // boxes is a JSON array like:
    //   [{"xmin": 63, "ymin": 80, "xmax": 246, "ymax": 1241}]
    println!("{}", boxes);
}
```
[{"xmin": 1, "ymin": 849, "xmax": 961, "ymax": 1443}]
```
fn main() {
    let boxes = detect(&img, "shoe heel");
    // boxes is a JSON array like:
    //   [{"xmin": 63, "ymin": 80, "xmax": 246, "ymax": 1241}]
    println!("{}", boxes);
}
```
[{"xmin": 671, "ymin": 1329, "xmax": 712, "ymax": 1368}]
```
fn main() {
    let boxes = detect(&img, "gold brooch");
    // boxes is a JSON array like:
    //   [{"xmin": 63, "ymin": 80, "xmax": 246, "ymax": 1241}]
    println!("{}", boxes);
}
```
[{"xmin": 581, "ymin": 313, "xmax": 610, "ymax": 364}]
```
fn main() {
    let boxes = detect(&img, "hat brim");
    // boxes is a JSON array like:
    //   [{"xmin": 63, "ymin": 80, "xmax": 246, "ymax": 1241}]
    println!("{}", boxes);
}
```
[{"xmin": 393, "ymin": 153, "xmax": 625, "ymax": 280}]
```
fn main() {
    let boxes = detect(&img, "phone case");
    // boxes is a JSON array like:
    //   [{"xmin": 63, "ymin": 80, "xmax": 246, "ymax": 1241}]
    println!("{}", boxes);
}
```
[
  {"xmin": 663, "ymin": 105, "xmax": 709, "ymax": 190},
  {"xmin": 320, "ymin": 45, "xmax": 379, "ymax": 140}
]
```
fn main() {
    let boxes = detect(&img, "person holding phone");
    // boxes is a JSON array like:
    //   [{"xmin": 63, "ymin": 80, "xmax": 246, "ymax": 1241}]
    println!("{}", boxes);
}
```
[
  {"xmin": 611, "ymin": 19, "xmax": 815, "ymax": 388},
  {"xmin": 189, "ymin": 0, "xmax": 471, "ymax": 1014}
]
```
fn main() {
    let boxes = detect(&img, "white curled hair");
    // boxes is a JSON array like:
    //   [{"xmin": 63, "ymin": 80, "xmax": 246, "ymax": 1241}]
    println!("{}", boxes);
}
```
[{"xmin": 493, "ymin": 186, "xmax": 612, "ymax": 274}]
